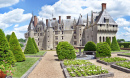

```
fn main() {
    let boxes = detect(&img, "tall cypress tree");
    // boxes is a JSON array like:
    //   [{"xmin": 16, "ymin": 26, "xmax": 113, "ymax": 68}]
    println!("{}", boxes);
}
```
[
  {"xmin": 111, "ymin": 36, "xmax": 120, "ymax": 51},
  {"xmin": 9, "ymin": 32, "xmax": 25, "ymax": 62},
  {"xmin": 32, "ymin": 38, "xmax": 39, "ymax": 52},
  {"xmin": 0, "ymin": 29, "xmax": 16, "ymax": 65},
  {"xmin": 106, "ymin": 37, "xmax": 111, "ymax": 46},
  {"xmin": 24, "ymin": 37, "xmax": 37, "ymax": 54}
]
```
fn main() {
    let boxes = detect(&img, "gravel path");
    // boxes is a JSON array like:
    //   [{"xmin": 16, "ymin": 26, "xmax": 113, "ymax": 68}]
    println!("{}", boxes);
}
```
[
  {"xmin": 28, "ymin": 51, "xmax": 64, "ymax": 78},
  {"xmin": 90, "ymin": 54, "xmax": 130, "ymax": 78}
]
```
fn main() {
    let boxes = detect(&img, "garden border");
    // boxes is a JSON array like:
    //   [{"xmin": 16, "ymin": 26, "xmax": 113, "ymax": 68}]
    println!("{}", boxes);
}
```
[
  {"xmin": 117, "ymin": 54, "xmax": 130, "ymax": 57},
  {"xmin": 63, "ymin": 68, "xmax": 114, "ymax": 78},
  {"xmin": 111, "ymin": 51, "xmax": 130, "ymax": 54},
  {"xmin": 111, "ymin": 64, "xmax": 130, "ymax": 73},
  {"xmin": 21, "ymin": 52, "xmax": 47, "ymax": 78},
  {"xmin": 97, "ymin": 59, "xmax": 129, "ymax": 65},
  {"xmin": 25, "ymin": 51, "xmax": 47, "ymax": 57}
]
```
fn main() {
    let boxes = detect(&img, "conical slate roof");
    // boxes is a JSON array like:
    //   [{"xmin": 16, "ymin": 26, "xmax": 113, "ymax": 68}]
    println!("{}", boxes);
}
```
[
  {"xmin": 77, "ymin": 14, "xmax": 84, "ymax": 26},
  {"xmin": 28, "ymin": 15, "xmax": 35, "ymax": 30}
]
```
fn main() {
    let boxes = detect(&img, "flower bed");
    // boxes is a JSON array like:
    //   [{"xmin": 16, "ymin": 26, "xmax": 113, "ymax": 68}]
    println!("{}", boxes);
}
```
[
  {"xmin": 61, "ymin": 60, "xmax": 93, "ymax": 68},
  {"xmin": 97, "ymin": 57, "xmax": 128, "ymax": 65},
  {"xmin": 111, "ymin": 61, "xmax": 130, "ymax": 73}
]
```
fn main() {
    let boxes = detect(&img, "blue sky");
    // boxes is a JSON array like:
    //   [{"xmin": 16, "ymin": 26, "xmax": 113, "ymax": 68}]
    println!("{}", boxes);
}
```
[{"xmin": 0, "ymin": 0, "xmax": 130, "ymax": 41}]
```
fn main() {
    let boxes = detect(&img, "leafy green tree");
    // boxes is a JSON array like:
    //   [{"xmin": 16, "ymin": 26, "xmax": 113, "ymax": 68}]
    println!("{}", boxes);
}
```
[
  {"xmin": 9, "ymin": 32, "xmax": 25, "ymax": 62},
  {"xmin": 6, "ymin": 34, "xmax": 11, "ymax": 42},
  {"xmin": 20, "ymin": 43, "xmax": 24, "ymax": 47},
  {"xmin": 96, "ymin": 42, "xmax": 111, "ymax": 58},
  {"xmin": 0, "ymin": 29, "xmax": 16, "ymax": 65},
  {"xmin": 18, "ymin": 38, "xmax": 26, "ymax": 43},
  {"xmin": 32, "ymin": 38, "xmax": 39, "ymax": 52},
  {"xmin": 84, "ymin": 41, "xmax": 96, "ymax": 51},
  {"xmin": 24, "ymin": 37, "xmax": 37, "ymax": 54},
  {"xmin": 106, "ymin": 37, "xmax": 111, "ymax": 46},
  {"xmin": 111, "ymin": 36, "xmax": 120, "ymax": 51},
  {"xmin": 117, "ymin": 39, "xmax": 125, "ymax": 43}
]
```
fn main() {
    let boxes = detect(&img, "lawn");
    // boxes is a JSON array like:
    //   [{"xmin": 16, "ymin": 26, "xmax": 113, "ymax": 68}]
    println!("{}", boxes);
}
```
[
  {"xmin": 122, "ymin": 53, "xmax": 130, "ymax": 56},
  {"xmin": 75, "ymin": 49, "xmax": 84, "ymax": 52},
  {"xmin": 12, "ymin": 57, "xmax": 39, "ymax": 77},
  {"xmin": 24, "ymin": 51, "xmax": 45, "ymax": 56},
  {"xmin": 111, "ymin": 50, "xmax": 129, "ymax": 53}
]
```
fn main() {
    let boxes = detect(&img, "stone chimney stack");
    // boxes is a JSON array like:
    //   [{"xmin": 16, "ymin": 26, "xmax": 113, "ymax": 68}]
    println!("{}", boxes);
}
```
[
  {"xmin": 46, "ymin": 19, "xmax": 48, "ymax": 27},
  {"xmin": 59, "ymin": 16, "xmax": 61, "ymax": 24},
  {"xmin": 34, "ymin": 16, "xmax": 38, "ymax": 27},
  {"xmin": 67, "ymin": 16, "xmax": 71, "ymax": 19},
  {"xmin": 102, "ymin": 3, "xmax": 106, "ymax": 11}
]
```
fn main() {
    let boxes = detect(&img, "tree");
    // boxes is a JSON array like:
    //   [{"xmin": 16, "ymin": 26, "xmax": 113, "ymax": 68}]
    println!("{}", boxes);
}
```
[
  {"xmin": 6, "ymin": 34, "xmax": 11, "ymax": 42},
  {"xmin": 106, "ymin": 37, "xmax": 111, "ymax": 46},
  {"xmin": 9, "ymin": 32, "xmax": 25, "ymax": 62},
  {"xmin": 84, "ymin": 41, "xmax": 96, "ymax": 51},
  {"xmin": 18, "ymin": 38, "xmax": 26, "ymax": 43},
  {"xmin": 20, "ymin": 43, "xmax": 24, "ymax": 47},
  {"xmin": 0, "ymin": 29, "xmax": 16, "ymax": 65},
  {"xmin": 24, "ymin": 37, "xmax": 37, "ymax": 54},
  {"xmin": 111, "ymin": 36, "xmax": 120, "ymax": 51},
  {"xmin": 117, "ymin": 39, "xmax": 125, "ymax": 43},
  {"xmin": 32, "ymin": 38, "xmax": 39, "ymax": 52}
]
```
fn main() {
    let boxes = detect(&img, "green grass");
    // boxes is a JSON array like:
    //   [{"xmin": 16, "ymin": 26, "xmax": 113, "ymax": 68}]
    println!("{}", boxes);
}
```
[
  {"xmin": 111, "ymin": 50, "xmax": 129, "ymax": 53},
  {"xmin": 75, "ymin": 49, "xmax": 84, "ymax": 52},
  {"xmin": 12, "ymin": 57, "xmax": 39, "ymax": 77},
  {"xmin": 122, "ymin": 53, "xmax": 130, "ymax": 56},
  {"xmin": 24, "ymin": 51, "xmax": 45, "ymax": 56}
]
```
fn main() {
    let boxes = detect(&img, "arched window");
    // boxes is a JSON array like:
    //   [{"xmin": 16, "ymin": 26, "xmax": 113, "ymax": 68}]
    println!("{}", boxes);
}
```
[
  {"xmin": 103, "ymin": 37, "xmax": 105, "ymax": 42},
  {"xmin": 99, "ymin": 36, "xmax": 101, "ymax": 42}
]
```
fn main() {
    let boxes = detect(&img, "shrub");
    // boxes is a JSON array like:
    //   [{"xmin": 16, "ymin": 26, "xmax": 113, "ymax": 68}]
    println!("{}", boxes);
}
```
[
  {"xmin": 24, "ymin": 37, "xmax": 37, "ymax": 54},
  {"xmin": 6, "ymin": 34, "xmax": 11, "ymax": 42},
  {"xmin": 20, "ymin": 43, "xmax": 24, "ymax": 47},
  {"xmin": 111, "ymin": 36, "xmax": 120, "ymax": 51},
  {"xmin": 84, "ymin": 41, "xmax": 96, "ymax": 51},
  {"xmin": 32, "ymin": 38, "xmax": 39, "ymax": 52},
  {"xmin": 56, "ymin": 41, "xmax": 76, "ymax": 60},
  {"xmin": 9, "ymin": 32, "xmax": 25, "ymax": 62},
  {"xmin": 118, "ymin": 43, "xmax": 130, "ymax": 48},
  {"xmin": 96, "ymin": 42, "xmax": 111, "ymax": 58},
  {"xmin": 0, "ymin": 29, "xmax": 16, "ymax": 65},
  {"xmin": 106, "ymin": 37, "xmax": 111, "ymax": 46},
  {"xmin": 121, "ymin": 45, "xmax": 124, "ymax": 48}
]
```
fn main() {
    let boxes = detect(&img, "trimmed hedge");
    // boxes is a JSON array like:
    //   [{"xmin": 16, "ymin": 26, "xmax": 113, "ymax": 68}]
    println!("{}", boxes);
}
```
[
  {"xmin": 32, "ymin": 38, "xmax": 39, "ymax": 52},
  {"xmin": 9, "ymin": 32, "xmax": 25, "ymax": 62},
  {"xmin": 56, "ymin": 41, "xmax": 76, "ymax": 60},
  {"xmin": 24, "ymin": 37, "xmax": 37, "ymax": 54},
  {"xmin": 96, "ymin": 42, "xmax": 111, "ymax": 58},
  {"xmin": 118, "ymin": 43, "xmax": 130, "ymax": 48},
  {"xmin": 0, "ymin": 29, "xmax": 16, "ymax": 65},
  {"xmin": 111, "ymin": 36, "xmax": 120, "ymax": 51},
  {"xmin": 106, "ymin": 37, "xmax": 111, "ymax": 46},
  {"xmin": 84, "ymin": 41, "xmax": 96, "ymax": 51}
]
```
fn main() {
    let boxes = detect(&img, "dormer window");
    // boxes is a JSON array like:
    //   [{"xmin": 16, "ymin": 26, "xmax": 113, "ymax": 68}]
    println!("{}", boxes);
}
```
[
  {"xmin": 104, "ymin": 17, "xmax": 109, "ymax": 23},
  {"xmin": 100, "ymin": 24, "xmax": 102, "ymax": 27}
]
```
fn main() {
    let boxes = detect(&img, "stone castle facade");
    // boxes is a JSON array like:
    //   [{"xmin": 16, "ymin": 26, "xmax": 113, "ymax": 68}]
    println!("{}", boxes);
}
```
[{"xmin": 25, "ymin": 3, "xmax": 118, "ymax": 50}]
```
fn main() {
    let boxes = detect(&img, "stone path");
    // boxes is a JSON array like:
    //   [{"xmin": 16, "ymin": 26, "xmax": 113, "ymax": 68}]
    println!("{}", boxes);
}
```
[
  {"xmin": 90, "ymin": 54, "xmax": 130, "ymax": 78},
  {"xmin": 28, "ymin": 51, "xmax": 64, "ymax": 78}
]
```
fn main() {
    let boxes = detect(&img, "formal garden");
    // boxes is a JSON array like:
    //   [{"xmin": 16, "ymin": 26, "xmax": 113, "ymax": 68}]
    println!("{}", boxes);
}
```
[{"xmin": 0, "ymin": 29, "xmax": 46, "ymax": 78}]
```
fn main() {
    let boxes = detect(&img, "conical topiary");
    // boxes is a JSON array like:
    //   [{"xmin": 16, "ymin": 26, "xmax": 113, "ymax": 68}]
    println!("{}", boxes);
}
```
[
  {"xmin": 32, "ymin": 38, "xmax": 39, "ymax": 52},
  {"xmin": 9, "ymin": 32, "xmax": 25, "ymax": 62},
  {"xmin": 24, "ymin": 37, "xmax": 37, "ymax": 54},
  {"xmin": 111, "ymin": 36, "xmax": 120, "ymax": 51},
  {"xmin": 106, "ymin": 37, "xmax": 111, "ymax": 46},
  {"xmin": 0, "ymin": 29, "xmax": 16, "ymax": 65}
]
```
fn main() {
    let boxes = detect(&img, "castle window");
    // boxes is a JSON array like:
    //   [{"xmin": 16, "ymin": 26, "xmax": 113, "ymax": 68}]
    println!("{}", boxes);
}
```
[
  {"xmin": 48, "ymin": 36, "xmax": 49, "ymax": 37},
  {"xmin": 40, "ymin": 33, "xmax": 42, "ymax": 36},
  {"xmin": 55, "ymin": 36, "xmax": 58, "ymax": 40},
  {"xmin": 38, "ymin": 33, "xmax": 39, "ymax": 36},
  {"xmin": 62, "ymin": 36, "xmax": 63, "ymax": 40},
  {"xmin": 38, "ymin": 38, "xmax": 39, "ymax": 41},
  {"xmin": 59, "ymin": 27, "xmax": 61, "ymax": 30},
  {"xmin": 100, "ymin": 24, "xmax": 102, "ymax": 27},
  {"xmin": 48, "ymin": 41, "xmax": 49, "ymax": 42},
  {"xmin": 80, "ymin": 40, "xmax": 81, "ymax": 41},
  {"xmin": 74, "ymin": 41, "xmax": 77, "ymax": 45},
  {"xmin": 62, "ymin": 31, "xmax": 63, "ymax": 34},
  {"xmin": 99, "ymin": 37, "xmax": 101, "ymax": 42},
  {"xmin": 74, "ymin": 30, "xmax": 76, "ymax": 34},
  {"xmin": 62, "ymin": 26, "xmax": 63, "ymax": 29},
  {"xmin": 38, "ymin": 42, "xmax": 39, "ymax": 46},
  {"xmin": 55, "ymin": 42, "xmax": 58, "ymax": 45},
  {"xmin": 74, "ymin": 36, "xmax": 76, "ymax": 39},
  {"xmin": 113, "ymin": 25, "xmax": 114, "ymax": 27},
  {"xmin": 55, "ymin": 31, "xmax": 58, "ymax": 35},
  {"xmin": 71, "ymin": 26, "xmax": 73, "ymax": 29}
]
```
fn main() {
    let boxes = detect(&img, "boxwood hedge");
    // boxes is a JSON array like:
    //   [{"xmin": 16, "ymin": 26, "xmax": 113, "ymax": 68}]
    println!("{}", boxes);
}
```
[{"xmin": 84, "ymin": 41, "xmax": 96, "ymax": 51}]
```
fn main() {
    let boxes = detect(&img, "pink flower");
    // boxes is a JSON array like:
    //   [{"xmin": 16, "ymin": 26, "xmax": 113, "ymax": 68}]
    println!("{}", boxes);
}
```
[
  {"xmin": 10, "ymin": 70, "xmax": 11, "ymax": 73},
  {"xmin": 3, "ymin": 60, "xmax": 5, "ymax": 62},
  {"xmin": 14, "ymin": 70, "xmax": 15, "ymax": 72},
  {"xmin": 11, "ymin": 73, "xmax": 13, "ymax": 75}
]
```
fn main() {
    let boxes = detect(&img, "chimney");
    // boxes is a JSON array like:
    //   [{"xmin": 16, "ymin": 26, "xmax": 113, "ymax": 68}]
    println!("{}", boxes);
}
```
[
  {"xmin": 46, "ymin": 19, "xmax": 48, "ymax": 26},
  {"xmin": 53, "ymin": 18, "xmax": 56, "ymax": 20},
  {"xmin": 102, "ymin": 3, "xmax": 106, "ymax": 11},
  {"xmin": 34, "ymin": 16, "xmax": 38, "ymax": 27},
  {"xmin": 67, "ymin": 16, "xmax": 71, "ymax": 19},
  {"xmin": 59, "ymin": 16, "xmax": 61, "ymax": 24}
]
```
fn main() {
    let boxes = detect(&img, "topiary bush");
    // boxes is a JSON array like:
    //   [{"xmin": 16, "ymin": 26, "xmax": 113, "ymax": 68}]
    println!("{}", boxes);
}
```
[
  {"xmin": 56, "ymin": 41, "xmax": 76, "ymax": 60},
  {"xmin": 106, "ymin": 37, "xmax": 111, "ymax": 46},
  {"xmin": 0, "ymin": 29, "xmax": 16, "ymax": 65},
  {"xmin": 96, "ymin": 42, "xmax": 111, "ymax": 58},
  {"xmin": 9, "ymin": 32, "xmax": 25, "ymax": 62},
  {"xmin": 84, "ymin": 41, "xmax": 96, "ymax": 51},
  {"xmin": 32, "ymin": 38, "xmax": 39, "ymax": 52},
  {"xmin": 24, "ymin": 37, "xmax": 37, "ymax": 54},
  {"xmin": 111, "ymin": 36, "xmax": 120, "ymax": 51}
]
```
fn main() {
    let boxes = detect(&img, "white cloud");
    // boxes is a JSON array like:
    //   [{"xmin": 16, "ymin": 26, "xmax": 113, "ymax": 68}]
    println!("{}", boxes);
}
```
[
  {"xmin": 38, "ymin": 0, "xmax": 130, "ymax": 21},
  {"xmin": 116, "ymin": 18, "xmax": 130, "ymax": 27},
  {"xmin": 14, "ymin": 25, "xmax": 28, "ymax": 32},
  {"xmin": 0, "ymin": 0, "xmax": 19, "ymax": 8},
  {"xmin": 124, "ymin": 27, "xmax": 130, "ymax": 32},
  {"xmin": 0, "ymin": 8, "xmax": 32, "ymax": 29},
  {"xmin": 14, "ymin": 24, "xmax": 19, "ymax": 27}
]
